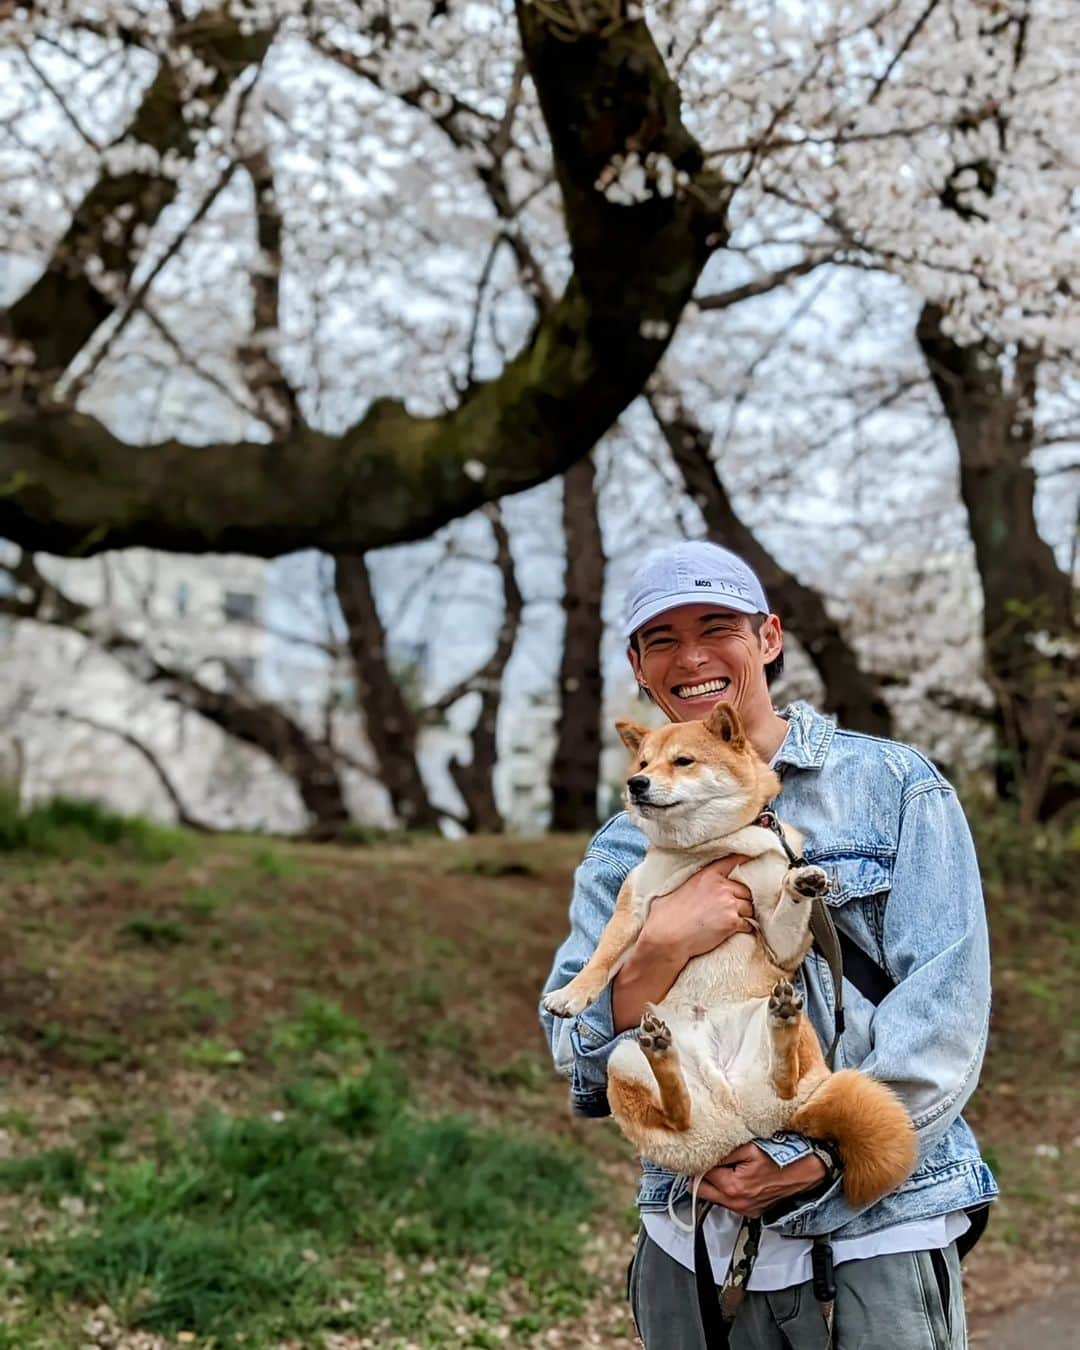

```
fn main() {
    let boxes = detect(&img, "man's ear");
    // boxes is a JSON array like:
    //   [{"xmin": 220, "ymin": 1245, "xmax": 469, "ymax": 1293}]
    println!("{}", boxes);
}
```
[
  {"xmin": 704, "ymin": 703, "xmax": 746, "ymax": 748},
  {"xmin": 615, "ymin": 720, "xmax": 648, "ymax": 755}
]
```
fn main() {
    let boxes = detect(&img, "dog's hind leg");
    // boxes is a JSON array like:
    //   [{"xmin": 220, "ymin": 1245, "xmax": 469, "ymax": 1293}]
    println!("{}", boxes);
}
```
[
  {"xmin": 608, "ymin": 1008, "xmax": 692, "ymax": 1132},
  {"xmin": 767, "ymin": 980, "xmax": 817, "ymax": 1100}
]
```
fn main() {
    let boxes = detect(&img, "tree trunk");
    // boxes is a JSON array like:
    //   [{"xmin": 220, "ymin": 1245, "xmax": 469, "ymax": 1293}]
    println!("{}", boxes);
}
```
[
  {"xmin": 916, "ymin": 303, "xmax": 1077, "ymax": 821},
  {"xmin": 153, "ymin": 677, "xmax": 352, "ymax": 836},
  {"xmin": 333, "ymin": 554, "xmax": 442, "ymax": 831},
  {"xmin": 442, "ymin": 505, "xmax": 524, "ymax": 833},
  {"xmin": 648, "ymin": 389, "xmax": 894, "ymax": 736},
  {"xmin": 550, "ymin": 455, "xmax": 605, "ymax": 831}
]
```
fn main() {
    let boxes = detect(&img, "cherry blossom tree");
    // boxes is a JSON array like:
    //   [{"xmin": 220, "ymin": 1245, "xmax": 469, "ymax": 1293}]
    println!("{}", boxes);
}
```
[{"xmin": 0, "ymin": 0, "xmax": 1075, "ymax": 823}]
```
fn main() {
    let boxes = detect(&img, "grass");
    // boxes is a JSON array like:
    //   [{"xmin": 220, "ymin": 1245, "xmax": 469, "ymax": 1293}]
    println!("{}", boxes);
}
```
[
  {"xmin": 1, "ymin": 1030, "xmax": 595, "ymax": 1345},
  {"xmin": 0, "ymin": 806, "xmax": 1073, "ymax": 1343},
  {"xmin": 0, "ymin": 790, "xmax": 191, "ymax": 863}
]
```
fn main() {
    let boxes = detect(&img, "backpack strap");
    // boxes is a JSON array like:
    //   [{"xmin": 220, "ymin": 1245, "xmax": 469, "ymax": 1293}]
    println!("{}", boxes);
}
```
[
  {"xmin": 809, "ymin": 893, "xmax": 897, "ymax": 1065},
  {"xmin": 809, "ymin": 895, "xmax": 846, "ymax": 1069}
]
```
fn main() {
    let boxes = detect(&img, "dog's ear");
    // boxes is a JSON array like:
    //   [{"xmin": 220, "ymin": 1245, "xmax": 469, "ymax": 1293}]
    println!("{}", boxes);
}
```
[
  {"xmin": 704, "ymin": 703, "xmax": 746, "ymax": 748},
  {"xmin": 615, "ymin": 720, "xmax": 648, "ymax": 755}
]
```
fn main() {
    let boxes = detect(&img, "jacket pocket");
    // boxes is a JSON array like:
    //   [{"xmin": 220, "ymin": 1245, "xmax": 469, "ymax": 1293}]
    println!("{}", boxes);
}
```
[{"xmin": 811, "ymin": 851, "xmax": 892, "ymax": 909}]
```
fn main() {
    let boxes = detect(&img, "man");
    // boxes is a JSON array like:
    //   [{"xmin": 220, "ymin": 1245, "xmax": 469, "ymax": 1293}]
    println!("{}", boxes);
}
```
[{"xmin": 540, "ymin": 540, "xmax": 996, "ymax": 1350}]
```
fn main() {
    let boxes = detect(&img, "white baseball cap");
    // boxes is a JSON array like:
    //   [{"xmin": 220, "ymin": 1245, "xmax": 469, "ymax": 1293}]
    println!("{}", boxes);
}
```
[{"xmin": 623, "ymin": 541, "xmax": 770, "ymax": 639}]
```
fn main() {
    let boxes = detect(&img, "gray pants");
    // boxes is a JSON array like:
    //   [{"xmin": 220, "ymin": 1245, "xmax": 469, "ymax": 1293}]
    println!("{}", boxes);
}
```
[{"xmin": 627, "ymin": 1230, "xmax": 967, "ymax": 1349}]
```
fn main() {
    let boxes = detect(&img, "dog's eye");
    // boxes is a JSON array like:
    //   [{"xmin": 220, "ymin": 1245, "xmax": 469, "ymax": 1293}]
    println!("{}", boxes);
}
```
[
  {"xmin": 638, "ymin": 759, "xmax": 647, "ymax": 770},
  {"xmin": 673, "ymin": 756, "xmax": 695, "ymax": 767}
]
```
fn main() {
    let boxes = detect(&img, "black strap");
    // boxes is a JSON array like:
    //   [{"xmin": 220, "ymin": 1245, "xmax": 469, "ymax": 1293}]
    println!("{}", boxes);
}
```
[
  {"xmin": 837, "ymin": 928, "xmax": 895, "ymax": 1007},
  {"xmin": 694, "ymin": 1207, "xmax": 763, "ymax": 1347},
  {"xmin": 694, "ymin": 1208, "xmax": 731, "ymax": 1348},
  {"xmin": 956, "ymin": 1202, "xmax": 990, "ymax": 1260}
]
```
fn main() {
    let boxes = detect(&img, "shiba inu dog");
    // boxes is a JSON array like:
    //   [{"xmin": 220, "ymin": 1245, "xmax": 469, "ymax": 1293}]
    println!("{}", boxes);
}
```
[{"xmin": 543, "ymin": 704, "xmax": 916, "ymax": 1208}]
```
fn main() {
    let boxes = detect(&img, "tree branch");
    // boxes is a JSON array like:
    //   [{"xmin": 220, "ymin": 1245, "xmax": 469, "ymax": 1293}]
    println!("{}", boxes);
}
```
[
  {"xmin": 0, "ymin": 553, "xmax": 352, "ymax": 831},
  {"xmin": 2, "ymin": 12, "xmax": 275, "ymax": 385},
  {"xmin": 446, "ymin": 502, "xmax": 524, "ymax": 832},
  {"xmin": 44, "ymin": 707, "xmax": 212, "ymax": 831},
  {"xmin": 695, "ymin": 255, "xmax": 835, "ymax": 311},
  {"xmin": 646, "ymin": 381, "xmax": 893, "ymax": 735},
  {"xmin": 0, "ymin": 5, "xmax": 729, "ymax": 557},
  {"xmin": 236, "ymin": 144, "xmax": 300, "ymax": 434}
]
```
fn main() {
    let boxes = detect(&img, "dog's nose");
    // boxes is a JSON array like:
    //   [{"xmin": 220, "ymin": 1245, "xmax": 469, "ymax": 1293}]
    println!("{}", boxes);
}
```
[{"xmin": 627, "ymin": 775, "xmax": 650, "ymax": 798}]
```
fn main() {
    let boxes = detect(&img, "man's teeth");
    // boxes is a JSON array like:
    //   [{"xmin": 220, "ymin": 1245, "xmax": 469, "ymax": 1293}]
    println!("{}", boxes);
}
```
[{"xmin": 675, "ymin": 678, "xmax": 731, "ymax": 699}]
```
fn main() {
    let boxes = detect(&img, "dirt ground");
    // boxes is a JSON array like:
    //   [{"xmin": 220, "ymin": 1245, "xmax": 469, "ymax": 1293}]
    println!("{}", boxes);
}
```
[{"xmin": 0, "ymin": 828, "xmax": 1075, "ymax": 1345}]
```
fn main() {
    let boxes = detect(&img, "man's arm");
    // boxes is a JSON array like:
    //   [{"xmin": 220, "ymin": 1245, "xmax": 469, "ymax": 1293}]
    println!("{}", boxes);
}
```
[
  {"xmin": 540, "ymin": 847, "xmax": 636, "ymax": 1117},
  {"xmin": 746, "ymin": 781, "xmax": 992, "ymax": 1232},
  {"xmin": 612, "ymin": 857, "xmax": 754, "ymax": 1030}
]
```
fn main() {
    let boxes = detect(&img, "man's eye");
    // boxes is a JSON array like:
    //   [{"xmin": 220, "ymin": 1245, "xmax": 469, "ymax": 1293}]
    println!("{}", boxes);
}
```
[{"xmin": 673, "ymin": 756, "xmax": 695, "ymax": 767}]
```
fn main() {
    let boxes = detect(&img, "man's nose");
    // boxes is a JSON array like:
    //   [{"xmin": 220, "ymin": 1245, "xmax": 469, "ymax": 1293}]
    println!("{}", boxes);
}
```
[
  {"xmin": 675, "ymin": 642, "xmax": 709, "ymax": 670},
  {"xmin": 627, "ymin": 775, "xmax": 650, "ymax": 798}
]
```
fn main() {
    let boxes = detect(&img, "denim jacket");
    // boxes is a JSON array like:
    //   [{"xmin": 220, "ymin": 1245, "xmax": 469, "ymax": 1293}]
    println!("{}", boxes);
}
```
[{"xmin": 540, "ymin": 702, "xmax": 998, "ymax": 1239}]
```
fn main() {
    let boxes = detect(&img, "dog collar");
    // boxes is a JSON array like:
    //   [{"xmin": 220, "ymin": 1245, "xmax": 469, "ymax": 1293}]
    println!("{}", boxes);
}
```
[{"xmin": 755, "ymin": 808, "xmax": 806, "ymax": 869}]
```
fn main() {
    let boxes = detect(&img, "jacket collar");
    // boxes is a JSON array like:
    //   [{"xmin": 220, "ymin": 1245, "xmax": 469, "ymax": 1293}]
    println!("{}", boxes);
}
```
[{"xmin": 773, "ymin": 701, "xmax": 836, "ymax": 771}]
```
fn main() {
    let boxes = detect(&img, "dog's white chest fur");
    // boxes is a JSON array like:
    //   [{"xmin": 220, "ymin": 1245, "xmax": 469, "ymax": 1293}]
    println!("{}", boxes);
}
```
[{"xmin": 606, "ymin": 824, "xmax": 823, "ymax": 1174}]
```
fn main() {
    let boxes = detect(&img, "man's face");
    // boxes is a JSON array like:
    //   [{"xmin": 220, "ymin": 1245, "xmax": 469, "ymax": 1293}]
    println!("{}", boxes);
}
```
[{"xmin": 627, "ymin": 603, "xmax": 782, "ymax": 726}]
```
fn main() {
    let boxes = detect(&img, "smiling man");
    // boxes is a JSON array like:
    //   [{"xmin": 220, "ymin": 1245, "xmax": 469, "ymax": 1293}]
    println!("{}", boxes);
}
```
[{"xmin": 540, "ymin": 540, "xmax": 996, "ymax": 1350}]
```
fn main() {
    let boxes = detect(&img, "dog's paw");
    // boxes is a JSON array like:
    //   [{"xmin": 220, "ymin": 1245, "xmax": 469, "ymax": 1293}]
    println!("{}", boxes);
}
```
[
  {"xmin": 789, "ymin": 865, "xmax": 828, "ymax": 899},
  {"xmin": 542, "ymin": 983, "xmax": 594, "ymax": 1018},
  {"xmin": 638, "ymin": 1006, "xmax": 673, "ymax": 1055},
  {"xmin": 768, "ymin": 979, "xmax": 803, "ymax": 1026}
]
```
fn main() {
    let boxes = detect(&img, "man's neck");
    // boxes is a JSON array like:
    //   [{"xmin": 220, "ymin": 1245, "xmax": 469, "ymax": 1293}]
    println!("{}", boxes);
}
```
[{"xmin": 748, "ymin": 709, "xmax": 790, "ymax": 765}]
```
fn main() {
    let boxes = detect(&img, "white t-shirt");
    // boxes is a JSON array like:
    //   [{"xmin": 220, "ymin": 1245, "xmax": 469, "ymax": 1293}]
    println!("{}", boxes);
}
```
[{"xmin": 643, "ymin": 1205, "xmax": 970, "ymax": 1291}]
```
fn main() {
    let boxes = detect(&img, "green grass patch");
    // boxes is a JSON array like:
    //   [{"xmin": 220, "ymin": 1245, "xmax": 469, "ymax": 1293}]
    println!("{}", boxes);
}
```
[
  {"xmin": 250, "ymin": 845, "xmax": 307, "ymax": 879},
  {"xmin": 0, "ymin": 1023, "xmax": 596, "ymax": 1345},
  {"xmin": 0, "ymin": 1108, "xmax": 38, "ymax": 1138},
  {"xmin": 118, "ymin": 913, "xmax": 188, "ymax": 947},
  {"xmin": 269, "ymin": 995, "xmax": 369, "ymax": 1060},
  {"xmin": 176, "ymin": 986, "xmax": 233, "ymax": 1026},
  {"xmin": 181, "ymin": 888, "xmax": 227, "ymax": 919},
  {"xmin": 37, "ymin": 1022, "xmax": 133, "ymax": 1067},
  {"xmin": 284, "ymin": 1052, "xmax": 409, "ymax": 1136},
  {"xmin": 0, "ymin": 790, "xmax": 191, "ymax": 862},
  {"xmin": 0, "ymin": 1147, "xmax": 87, "ymax": 1200},
  {"xmin": 446, "ymin": 855, "xmax": 537, "ymax": 878},
  {"xmin": 184, "ymin": 1037, "xmax": 246, "ymax": 1069}
]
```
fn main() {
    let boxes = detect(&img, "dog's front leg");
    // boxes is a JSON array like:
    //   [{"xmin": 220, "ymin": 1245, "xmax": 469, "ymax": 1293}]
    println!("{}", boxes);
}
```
[
  {"xmin": 543, "ymin": 878, "xmax": 644, "ymax": 1017},
  {"xmin": 758, "ymin": 865, "xmax": 827, "ymax": 968}
]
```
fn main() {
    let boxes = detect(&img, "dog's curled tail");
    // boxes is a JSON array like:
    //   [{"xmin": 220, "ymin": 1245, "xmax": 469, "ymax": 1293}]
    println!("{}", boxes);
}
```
[{"xmin": 790, "ymin": 1069, "xmax": 917, "ymax": 1209}]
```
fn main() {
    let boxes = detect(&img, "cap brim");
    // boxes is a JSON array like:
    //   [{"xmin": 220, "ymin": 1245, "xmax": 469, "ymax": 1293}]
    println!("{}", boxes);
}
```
[{"xmin": 625, "ymin": 592, "xmax": 762, "ymax": 640}]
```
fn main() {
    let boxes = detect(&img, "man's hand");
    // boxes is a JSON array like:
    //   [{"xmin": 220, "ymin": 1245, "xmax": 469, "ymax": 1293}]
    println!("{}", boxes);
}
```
[
  {"xmin": 640, "ymin": 856, "xmax": 755, "ymax": 961},
  {"xmin": 697, "ymin": 1143, "xmax": 827, "ymax": 1217},
  {"xmin": 612, "ymin": 856, "xmax": 754, "ymax": 1032}
]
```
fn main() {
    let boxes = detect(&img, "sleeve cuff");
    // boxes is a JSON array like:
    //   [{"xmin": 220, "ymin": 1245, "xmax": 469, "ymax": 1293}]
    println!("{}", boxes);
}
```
[
  {"xmin": 755, "ymin": 1132, "xmax": 814, "ymax": 1167},
  {"xmin": 566, "ymin": 985, "xmax": 637, "ymax": 1117}
]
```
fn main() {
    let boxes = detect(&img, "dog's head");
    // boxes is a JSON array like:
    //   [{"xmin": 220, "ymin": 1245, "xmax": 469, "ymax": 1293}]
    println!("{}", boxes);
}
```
[{"xmin": 614, "ymin": 705, "xmax": 780, "ymax": 848}]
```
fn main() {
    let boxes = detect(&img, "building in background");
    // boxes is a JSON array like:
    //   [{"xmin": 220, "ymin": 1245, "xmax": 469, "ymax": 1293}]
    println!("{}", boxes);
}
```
[{"xmin": 0, "ymin": 551, "xmax": 310, "ymax": 830}]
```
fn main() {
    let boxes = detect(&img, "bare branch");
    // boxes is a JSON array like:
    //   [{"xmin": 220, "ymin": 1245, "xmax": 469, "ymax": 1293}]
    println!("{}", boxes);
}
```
[
  {"xmin": 696, "ymin": 255, "xmax": 835, "ymax": 311},
  {"xmin": 44, "ymin": 707, "xmax": 212, "ymax": 831}
]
